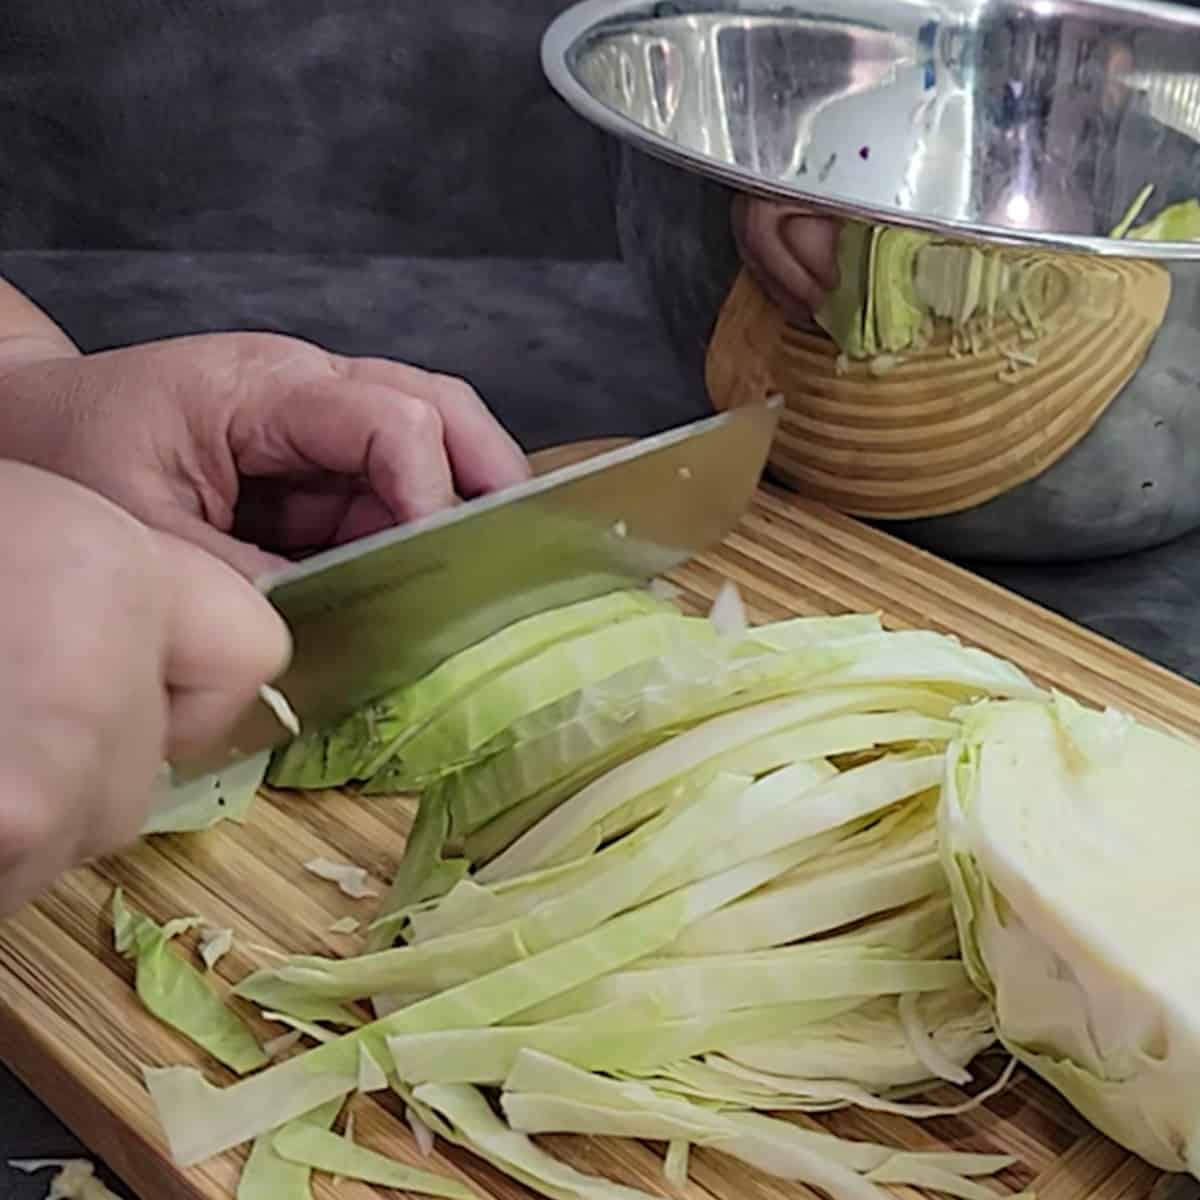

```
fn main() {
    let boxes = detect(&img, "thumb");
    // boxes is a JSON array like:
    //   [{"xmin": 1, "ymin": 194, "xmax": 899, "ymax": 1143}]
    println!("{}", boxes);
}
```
[{"xmin": 155, "ymin": 532, "xmax": 293, "ymax": 760}]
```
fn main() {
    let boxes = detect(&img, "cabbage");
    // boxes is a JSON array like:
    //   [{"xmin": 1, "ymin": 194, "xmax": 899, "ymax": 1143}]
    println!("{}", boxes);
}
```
[
  {"xmin": 939, "ymin": 694, "xmax": 1200, "ymax": 1175},
  {"xmin": 477, "ymin": 705, "xmax": 957, "ymax": 882},
  {"xmin": 111, "ymin": 890, "xmax": 267, "ymax": 1075},
  {"xmin": 270, "ymin": 1123, "xmax": 475, "ymax": 1197},
  {"xmin": 266, "ymin": 590, "xmax": 671, "ymax": 790},
  {"xmin": 198, "ymin": 926, "xmax": 234, "ymax": 971},
  {"xmin": 137, "ymin": 595, "xmax": 1062, "ymax": 1200},
  {"xmin": 1128, "ymin": 198, "xmax": 1200, "ymax": 241},
  {"xmin": 1111, "ymin": 183, "xmax": 1200, "ymax": 242},
  {"xmin": 236, "ymin": 1100, "xmax": 342, "ymax": 1200},
  {"xmin": 363, "ymin": 611, "xmax": 716, "ymax": 789},
  {"xmin": 499, "ymin": 1051, "xmax": 1020, "ymax": 1199},
  {"xmin": 143, "ymin": 751, "xmax": 269, "ymax": 836},
  {"xmin": 409, "ymin": 1083, "xmax": 662, "ymax": 1200},
  {"xmin": 8, "ymin": 1160, "xmax": 124, "ymax": 1200},
  {"xmin": 813, "ymin": 217, "xmax": 1099, "ymax": 373}
]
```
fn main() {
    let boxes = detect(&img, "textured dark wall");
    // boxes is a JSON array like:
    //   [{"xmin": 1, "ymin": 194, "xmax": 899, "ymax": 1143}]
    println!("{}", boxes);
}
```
[{"xmin": 0, "ymin": 0, "xmax": 620, "ymax": 257}]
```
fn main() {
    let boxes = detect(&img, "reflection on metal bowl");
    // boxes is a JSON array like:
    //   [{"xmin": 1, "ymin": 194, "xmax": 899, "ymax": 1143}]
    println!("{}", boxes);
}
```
[{"xmin": 543, "ymin": 0, "xmax": 1200, "ymax": 562}]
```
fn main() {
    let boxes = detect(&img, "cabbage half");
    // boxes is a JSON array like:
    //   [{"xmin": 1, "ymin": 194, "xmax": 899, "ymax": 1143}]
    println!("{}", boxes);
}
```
[{"xmin": 939, "ymin": 695, "xmax": 1200, "ymax": 1176}]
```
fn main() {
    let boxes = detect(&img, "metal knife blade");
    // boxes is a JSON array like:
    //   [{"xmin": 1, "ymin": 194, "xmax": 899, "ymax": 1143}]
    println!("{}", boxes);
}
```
[{"xmin": 170, "ymin": 398, "xmax": 782, "ymax": 782}]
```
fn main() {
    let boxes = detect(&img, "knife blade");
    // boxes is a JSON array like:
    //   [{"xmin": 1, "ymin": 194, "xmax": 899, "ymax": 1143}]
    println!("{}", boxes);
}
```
[{"xmin": 170, "ymin": 398, "xmax": 782, "ymax": 782}]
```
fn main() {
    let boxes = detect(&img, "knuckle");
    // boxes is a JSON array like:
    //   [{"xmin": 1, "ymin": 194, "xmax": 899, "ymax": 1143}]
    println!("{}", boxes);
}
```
[
  {"xmin": 398, "ymin": 396, "xmax": 445, "ymax": 442},
  {"xmin": 430, "ymin": 372, "xmax": 482, "ymax": 411}
]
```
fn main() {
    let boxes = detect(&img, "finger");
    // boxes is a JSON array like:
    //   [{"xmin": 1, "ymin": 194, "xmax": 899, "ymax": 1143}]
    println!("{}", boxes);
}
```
[
  {"xmin": 734, "ymin": 197, "xmax": 839, "ymax": 319},
  {"xmin": 745, "ymin": 219, "xmax": 827, "ymax": 314},
  {"xmin": 337, "ymin": 358, "xmax": 531, "ymax": 496},
  {"xmin": 154, "ymin": 533, "xmax": 292, "ymax": 758},
  {"xmin": 164, "ymin": 513, "xmax": 290, "ymax": 583},
  {"xmin": 232, "ymin": 475, "xmax": 394, "ymax": 553},
  {"xmin": 322, "ymin": 490, "xmax": 396, "ymax": 544},
  {"xmin": 235, "ymin": 377, "xmax": 461, "ymax": 523},
  {"xmin": 781, "ymin": 214, "xmax": 841, "ymax": 292},
  {"xmin": 742, "ymin": 259, "xmax": 821, "ymax": 326}
]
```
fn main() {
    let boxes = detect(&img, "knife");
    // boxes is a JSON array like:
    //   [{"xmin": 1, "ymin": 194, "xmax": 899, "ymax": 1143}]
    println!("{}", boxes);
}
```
[{"xmin": 170, "ymin": 398, "xmax": 782, "ymax": 783}]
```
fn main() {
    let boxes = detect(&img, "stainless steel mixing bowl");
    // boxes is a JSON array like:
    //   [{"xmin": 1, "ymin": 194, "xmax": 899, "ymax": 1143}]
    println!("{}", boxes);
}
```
[{"xmin": 543, "ymin": 0, "xmax": 1200, "ymax": 561}]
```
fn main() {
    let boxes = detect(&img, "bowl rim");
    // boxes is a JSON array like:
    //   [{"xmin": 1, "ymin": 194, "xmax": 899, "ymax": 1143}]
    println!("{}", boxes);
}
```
[{"xmin": 541, "ymin": 0, "xmax": 1200, "ymax": 260}]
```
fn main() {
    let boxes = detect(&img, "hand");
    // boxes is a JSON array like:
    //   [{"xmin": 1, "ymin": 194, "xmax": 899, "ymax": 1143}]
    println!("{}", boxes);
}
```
[
  {"xmin": 0, "ymin": 323, "xmax": 531, "ymax": 580},
  {"xmin": 0, "ymin": 461, "xmax": 290, "ymax": 915},
  {"xmin": 732, "ymin": 195, "xmax": 842, "ymax": 325}
]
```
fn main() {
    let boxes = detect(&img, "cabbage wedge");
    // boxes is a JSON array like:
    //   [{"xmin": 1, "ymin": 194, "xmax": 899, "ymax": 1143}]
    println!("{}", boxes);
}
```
[{"xmin": 940, "ymin": 695, "xmax": 1200, "ymax": 1177}]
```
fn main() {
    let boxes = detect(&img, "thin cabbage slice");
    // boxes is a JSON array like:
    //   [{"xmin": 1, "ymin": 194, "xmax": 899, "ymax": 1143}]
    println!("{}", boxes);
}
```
[
  {"xmin": 663, "ymin": 1139, "xmax": 690, "ymax": 1188},
  {"xmin": 865, "ymin": 1158, "xmax": 1021, "ymax": 1199},
  {"xmin": 408, "ymin": 1105, "xmax": 437, "ymax": 1156},
  {"xmin": 271, "ymin": 1124, "xmax": 476, "ymax": 1198},
  {"xmin": 242, "ymin": 983, "xmax": 365, "ymax": 1029},
  {"xmin": 366, "ymin": 793, "xmax": 469, "ymax": 951},
  {"xmin": 695, "ymin": 1052, "xmax": 1016, "ymax": 1118},
  {"xmin": 513, "ymin": 951, "xmax": 964, "ymax": 1028},
  {"xmin": 621, "ymin": 1052, "xmax": 1016, "ymax": 1120},
  {"xmin": 744, "ymin": 612, "xmax": 884, "ymax": 648},
  {"xmin": 111, "ymin": 890, "xmax": 267, "ymax": 1075},
  {"xmin": 388, "ymin": 1001, "xmax": 852, "ymax": 1086},
  {"xmin": 237, "ymin": 1099, "xmax": 342, "ymax": 1200},
  {"xmin": 410, "ymin": 1083, "xmax": 662, "ymax": 1200},
  {"xmin": 235, "ymin": 923, "xmax": 528, "ymax": 1012},
  {"xmin": 261, "ymin": 1012, "xmax": 339, "ymax": 1044}
]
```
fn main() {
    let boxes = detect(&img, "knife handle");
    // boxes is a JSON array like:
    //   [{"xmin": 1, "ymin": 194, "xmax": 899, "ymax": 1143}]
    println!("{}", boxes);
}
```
[{"xmin": 528, "ymin": 437, "xmax": 634, "ymax": 477}]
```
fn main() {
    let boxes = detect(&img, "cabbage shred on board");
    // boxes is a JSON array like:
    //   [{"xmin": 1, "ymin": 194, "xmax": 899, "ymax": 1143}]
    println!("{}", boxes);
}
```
[{"xmin": 111, "ymin": 584, "xmax": 1195, "ymax": 1198}]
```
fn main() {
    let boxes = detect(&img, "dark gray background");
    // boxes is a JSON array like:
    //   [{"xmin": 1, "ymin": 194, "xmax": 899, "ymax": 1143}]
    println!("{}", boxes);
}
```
[{"xmin": 3, "ymin": 2, "xmax": 1200, "ymax": 1198}]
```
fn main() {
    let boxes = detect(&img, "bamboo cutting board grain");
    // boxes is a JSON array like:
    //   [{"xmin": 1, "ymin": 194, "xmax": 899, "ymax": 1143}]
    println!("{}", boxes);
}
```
[{"xmin": 3, "ymin": 485, "xmax": 1200, "ymax": 1200}]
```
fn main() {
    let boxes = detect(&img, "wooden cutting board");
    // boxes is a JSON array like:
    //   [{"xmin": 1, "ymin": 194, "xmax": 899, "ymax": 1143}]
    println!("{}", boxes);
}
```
[{"xmin": 3, "ymin": 484, "xmax": 1199, "ymax": 1200}]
